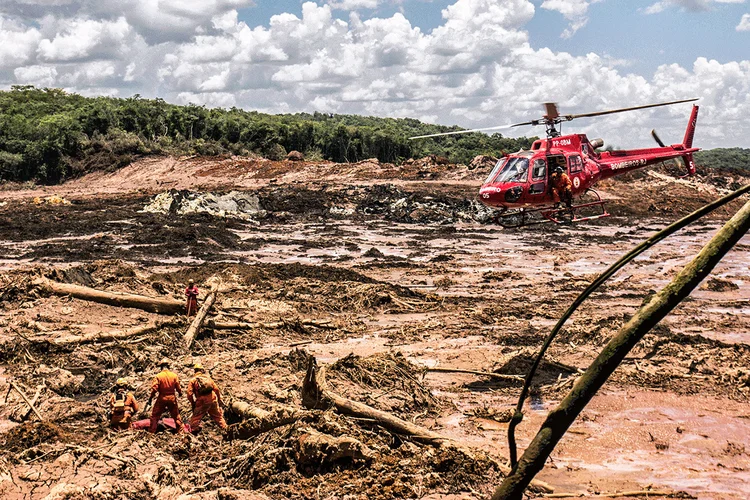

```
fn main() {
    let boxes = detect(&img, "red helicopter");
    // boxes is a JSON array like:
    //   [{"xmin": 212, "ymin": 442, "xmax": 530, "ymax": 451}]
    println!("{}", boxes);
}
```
[{"xmin": 410, "ymin": 98, "xmax": 700, "ymax": 227}]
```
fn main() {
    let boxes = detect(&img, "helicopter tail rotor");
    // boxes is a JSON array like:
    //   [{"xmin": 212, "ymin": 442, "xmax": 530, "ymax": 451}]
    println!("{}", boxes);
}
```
[{"xmin": 651, "ymin": 129, "xmax": 666, "ymax": 147}]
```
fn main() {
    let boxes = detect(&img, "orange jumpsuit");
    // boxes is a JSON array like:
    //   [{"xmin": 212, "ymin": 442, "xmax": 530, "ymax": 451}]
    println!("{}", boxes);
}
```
[
  {"xmin": 187, "ymin": 374, "xmax": 227, "ymax": 433},
  {"xmin": 551, "ymin": 172, "xmax": 573, "ymax": 207},
  {"xmin": 109, "ymin": 390, "xmax": 138, "ymax": 430},
  {"xmin": 149, "ymin": 369, "xmax": 184, "ymax": 433}
]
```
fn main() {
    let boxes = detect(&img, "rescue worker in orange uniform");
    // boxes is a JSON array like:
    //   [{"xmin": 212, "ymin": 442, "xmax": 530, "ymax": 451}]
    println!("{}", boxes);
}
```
[
  {"xmin": 551, "ymin": 166, "xmax": 573, "ymax": 208},
  {"xmin": 147, "ymin": 358, "xmax": 185, "ymax": 433},
  {"xmin": 187, "ymin": 363, "xmax": 227, "ymax": 434},
  {"xmin": 109, "ymin": 378, "xmax": 138, "ymax": 430},
  {"xmin": 185, "ymin": 279, "xmax": 199, "ymax": 316}
]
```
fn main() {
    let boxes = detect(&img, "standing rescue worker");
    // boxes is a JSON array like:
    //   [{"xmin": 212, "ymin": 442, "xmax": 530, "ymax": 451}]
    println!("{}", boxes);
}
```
[
  {"xmin": 185, "ymin": 279, "xmax": 199, "ymax": 316},
  {"xmin": 109, "ymin": 378, "xmax": 138, "ymax": 430},
  {"xmin": 551, "ymin": 166, "xmax": 573, "ymax": 208},
  {"xmin": 187, "ymin": 363, "xmax": 227, "ymax": 434},
  {"xmin": 147, "ymin": 358, "xmax": 185, "ymax": 433}
]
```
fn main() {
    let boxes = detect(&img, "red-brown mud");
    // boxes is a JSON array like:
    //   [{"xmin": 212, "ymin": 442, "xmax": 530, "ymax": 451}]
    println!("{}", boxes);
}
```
[{"xmin": 0, "ymin": 156, "xmax": 749, "ymax": 499}]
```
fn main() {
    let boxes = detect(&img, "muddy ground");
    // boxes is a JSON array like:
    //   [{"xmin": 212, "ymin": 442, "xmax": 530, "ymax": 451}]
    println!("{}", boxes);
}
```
[{"xmin": 0, "ymin": 156, "xmax": 749, "ymax": 500}]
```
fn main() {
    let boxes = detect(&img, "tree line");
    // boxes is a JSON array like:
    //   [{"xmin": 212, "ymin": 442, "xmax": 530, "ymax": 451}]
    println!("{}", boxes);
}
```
[
  {"xmin": 0, "ymin": 86, "xmax": 745, "ymax": 184},
  {"xmin": 0, "ymin": 86, "xmax": 534, "ymax": 184}
]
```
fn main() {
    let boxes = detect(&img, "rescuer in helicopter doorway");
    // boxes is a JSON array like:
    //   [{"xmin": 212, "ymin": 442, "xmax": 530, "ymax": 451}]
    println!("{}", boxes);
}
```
[{"xmin": 551, "ymin": 165, "xmax": 573, "ymax": 210}]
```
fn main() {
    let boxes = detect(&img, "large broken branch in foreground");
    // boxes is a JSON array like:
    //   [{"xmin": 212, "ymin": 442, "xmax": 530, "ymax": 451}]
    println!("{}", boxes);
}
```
[
  {"xmin": 183, "ymin": 290, "xmax": 217, "ymax": 349},
  {"xmin": 493, "ymin": 198, "xmax": 750, "ymax": 500},
  {"xmin": 34, "ymin": 279, "xmax": 183, "ymax": 315},
  {"xmin": 301, "ymin": 355, "xmax": 553, "ymax": 493}
]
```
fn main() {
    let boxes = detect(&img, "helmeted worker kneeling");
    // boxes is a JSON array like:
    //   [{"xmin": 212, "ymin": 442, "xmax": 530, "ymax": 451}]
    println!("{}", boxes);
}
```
[
  {"xmin": 187, "ymin": 362, "xmax": 227, "ymax": 434},
  {"xmin": 147, "ymin": 358, "xmax": 185, "ymax": 433},
  {"xmin": 110, "ymin": 378, "xmax": 138, "ymax": 430}
]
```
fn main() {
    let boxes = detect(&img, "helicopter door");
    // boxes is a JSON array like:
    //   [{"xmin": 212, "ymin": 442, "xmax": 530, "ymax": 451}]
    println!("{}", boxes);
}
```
[
  {"xmin": 528, "ymin": 158, "xmax": 547, "ymax": 195},
  {"xmin": 568, "ymin": 154, "xmax": 585, "ymax": 192}
]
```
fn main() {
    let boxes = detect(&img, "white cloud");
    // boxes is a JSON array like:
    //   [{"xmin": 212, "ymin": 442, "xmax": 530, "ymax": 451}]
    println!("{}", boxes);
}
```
[
  {"xmin": 327, "ymin": 0, "xmax": 381, "ymax": 10},
  {"xmin": 737, "ymin": 13, "xmax": 750, "ymax": 30},
  {"xmin": 643, "ymin": 0, "xmax": 743, "ymax": 14},
  {"xmin": 541, "ymin": 0, "xmax": 600, "ymax": 38},
  {"xmin": 14, "ymin": 65, "xmax": 58, "ymax": 87},
  {"xmin": 38, "ymin": 17, "xmax": 132, "ymax": 62},
  {"xmin": 0, "ymin": 17, "xmax": 42, "ymax": 69}
]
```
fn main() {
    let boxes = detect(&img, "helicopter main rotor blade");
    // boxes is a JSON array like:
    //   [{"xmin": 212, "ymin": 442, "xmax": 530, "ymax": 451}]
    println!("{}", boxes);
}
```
[
  {"xmin": 561, "ymin": 98, "xmax": 698, "ymax": 122},
  {"xmin": 408, "ymin": 123, "xmax": 515, "ymax": 140}
]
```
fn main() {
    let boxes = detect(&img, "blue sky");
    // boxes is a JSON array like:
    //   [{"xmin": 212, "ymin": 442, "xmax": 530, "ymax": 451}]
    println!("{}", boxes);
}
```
[{"xmin": 1, "ymin": 0, "xmax": 749, "ymax": 147}]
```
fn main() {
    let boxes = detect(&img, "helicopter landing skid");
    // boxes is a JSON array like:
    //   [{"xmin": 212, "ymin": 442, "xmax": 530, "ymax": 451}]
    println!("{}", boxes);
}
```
[
  {"xmin": 495, "ymin": 191, "xmax": 609, "ymax": 228},
  {"xmin": 541, "ymin": 199, "xmax": 610, "ymax": 225}
]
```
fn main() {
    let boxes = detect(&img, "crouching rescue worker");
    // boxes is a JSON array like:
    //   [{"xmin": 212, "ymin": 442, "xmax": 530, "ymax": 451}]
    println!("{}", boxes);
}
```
[
  {"xmin": 147, "ymin": 358, "xmax": 185, "ymax": 433},
  {"xmin": 551, "ymin": 166, "xmax": 573, "ymax": 209},
  {"xmin": 187, "ymin": 363, "xmax": 227, "ymax": 434},
  {"xmin": 109, "ymin": 378, "xmax": 138, "ymax": 430},
  {"xmin": 185, "ymin": 279, "xmax": 199, "ymax": 316}
]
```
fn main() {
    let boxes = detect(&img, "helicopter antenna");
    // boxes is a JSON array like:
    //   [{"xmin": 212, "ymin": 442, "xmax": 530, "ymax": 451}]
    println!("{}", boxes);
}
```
[{"xmin": 409, "ymin": 98, "xmax": 698, "ymax": 140}]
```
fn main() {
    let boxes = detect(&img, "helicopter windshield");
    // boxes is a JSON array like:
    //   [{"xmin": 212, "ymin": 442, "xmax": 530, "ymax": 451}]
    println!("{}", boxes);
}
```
[
  {"xmin": 485, "ymin": 158, "xmax": 508, "ymax": 184},
  {"xmin": 492, "ymin": 157, "xmax": 529, "ymax": 183}
]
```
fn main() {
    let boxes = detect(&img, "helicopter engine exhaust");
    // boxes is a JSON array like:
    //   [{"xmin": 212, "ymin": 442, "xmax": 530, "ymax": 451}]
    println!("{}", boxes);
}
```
[{"xmin": 589, "ymin": 138, "xmax": 604, "ymax": 149}]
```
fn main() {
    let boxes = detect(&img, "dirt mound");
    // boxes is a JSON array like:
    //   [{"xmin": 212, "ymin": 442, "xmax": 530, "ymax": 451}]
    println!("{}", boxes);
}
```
[
  {"xmin": 469, "ymin": 154, "xmax": 498, "ymax": 170},
  {"xmin": 356, "ymin": 183, "xmax": 496, "ymax": 223},
  {"xmin": 329, "ymin": 352, "xmax": 441, "ymax": 414},
  {"xmin": 2, "ymin": 422, "xmax": 63, "ymax": 453},
  {"xmin": 495, "ymin": 353, "xmax": 577, "ymax": 386},
  {"xmin": 142, "ymin": 189, "xmax": 267, "ymax": 220},
  {"xmin": 221, "ymin": 411, "xmax": 502, "ymax": 499},
  {"xmin": 703, "ymin": 277, "xmax": 739, "ymax": 292}
]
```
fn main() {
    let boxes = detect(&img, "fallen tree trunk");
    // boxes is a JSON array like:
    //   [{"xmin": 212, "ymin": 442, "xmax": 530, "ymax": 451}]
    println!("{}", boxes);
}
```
[
  {"xmin": 183, "ymin": 291, "xmax": 216, "ymax": 349},
  {"xmin": 493, "ymin": 198, "xmax": 750, "ymax": 500},
  {"xmin": 302, "ymin": 355, "xmax": 450, "ymax": 446},
  {"xmin": 225, "ymin": 401, "xmax": 307, "ymax": 440},
  {"xmin": 301, "ymin": 355, "xmax": 553, "ymax": 493},
  {"xmin": 295, "ymin": 428, "xmax": 373, "ymax": 465},
  {"xmin": 44, "ymin": 321, "xmax": 177, "ymax": 346},
  {"xmin": 34, "ymin": 279, "xmax": 183, "ymax": 315},
  {"xmin": 208, "ymin": 318, "xmax": 334, "ymax": 330},
  {"xmin": 426, "ymin": 367, "xmax": 524, "ymax": 381}
]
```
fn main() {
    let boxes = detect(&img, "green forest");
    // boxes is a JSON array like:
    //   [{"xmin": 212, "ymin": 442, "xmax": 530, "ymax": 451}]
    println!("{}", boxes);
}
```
[
  {"xmin": 0, "ymin": 86, "xmax": 747, "ymax": 184},
  {"xmin": 0, "ymin": 86, "xmax": 533, "ymax": 184}
]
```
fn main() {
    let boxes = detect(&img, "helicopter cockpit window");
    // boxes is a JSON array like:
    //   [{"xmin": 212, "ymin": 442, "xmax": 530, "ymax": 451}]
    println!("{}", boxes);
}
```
[
  {"xmin": 569, "ymin": 154, "xmax": 583, "ymax": 173},
  {"xmin": 531, "ymin": 159, "xmax": 546, "ymax": 181},
  {"xmin": 494, "ymin": 157, "xmax": 530, "ymax": 183},
  {"xmin": 485, "ymin": 157, "xmax": 508, "ymax": 184}
]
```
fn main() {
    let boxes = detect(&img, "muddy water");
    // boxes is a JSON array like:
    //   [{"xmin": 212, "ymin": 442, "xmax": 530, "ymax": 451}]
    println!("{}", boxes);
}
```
[{"xmin": 229, "ymin": 219, "xmax": 749, "ymax": 344}]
